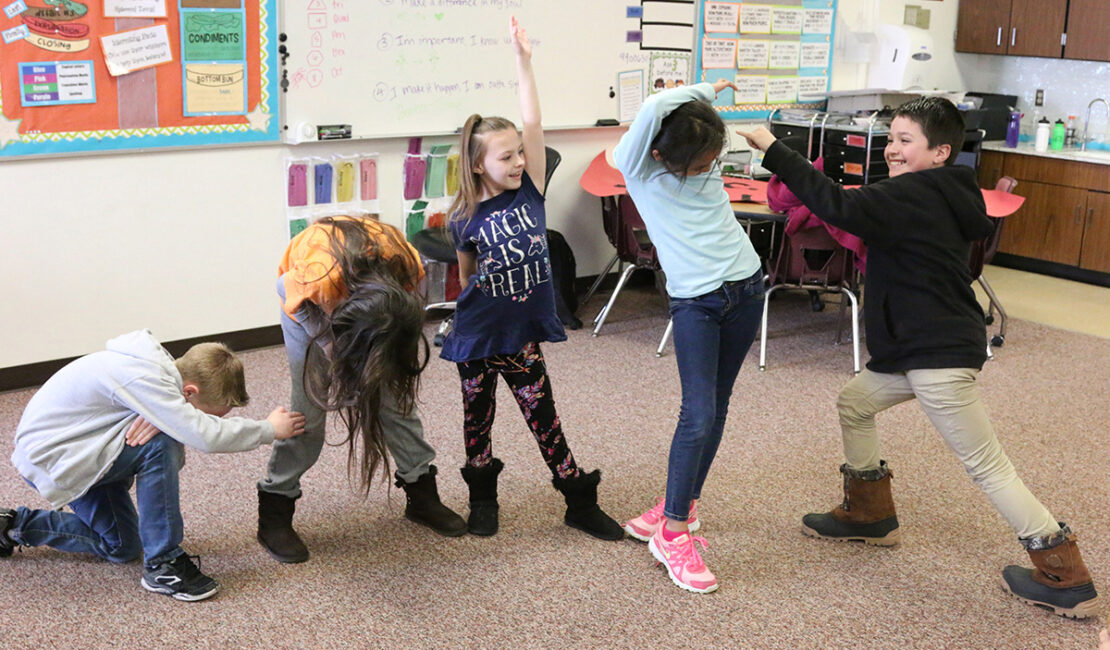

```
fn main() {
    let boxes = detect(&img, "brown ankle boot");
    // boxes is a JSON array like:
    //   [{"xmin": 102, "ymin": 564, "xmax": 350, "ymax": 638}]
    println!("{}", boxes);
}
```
[
  {"xmin": 801, "ymin": 461, "xmax": 901, "ymax": 546},
  {"xmin": 1002, "ymin": 524, "xmax": 1101, "ymax": 618}
]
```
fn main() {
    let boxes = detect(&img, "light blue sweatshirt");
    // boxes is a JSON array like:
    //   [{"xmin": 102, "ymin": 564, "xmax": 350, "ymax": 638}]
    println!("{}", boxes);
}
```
[
  {"xmin": 613, "ymin": 83, "xmax": 761, "ymax": 299},
  {"xmin": 12, "ymin": 330, "xmax": 275, "ymax": 509}
]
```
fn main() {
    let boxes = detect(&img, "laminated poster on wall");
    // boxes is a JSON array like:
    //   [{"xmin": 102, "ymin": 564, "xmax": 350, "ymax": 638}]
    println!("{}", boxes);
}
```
[
  {"xmin": 697, "ymin": 0, "xmax": 837, "ymax": 120},
  {"xmin": 0, "ymin": 0, "xmax": 280, "ymax": 157}
]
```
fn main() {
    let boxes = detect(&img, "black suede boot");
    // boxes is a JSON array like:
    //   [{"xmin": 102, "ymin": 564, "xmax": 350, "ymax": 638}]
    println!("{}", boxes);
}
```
[
  {"xmin": 396, "ymin": 465, "xmax": 467, "ymax": 537},
  {"xmin": 460, "ymin": 458, "xmax": 503, "ymax": 536},
  {"xmin": 552, "ymin": 470, "xmax": 624, "ymax": 541},
  {"xmin": 257, "ymin": 490, "xmax": 309, "ymax": 563}
]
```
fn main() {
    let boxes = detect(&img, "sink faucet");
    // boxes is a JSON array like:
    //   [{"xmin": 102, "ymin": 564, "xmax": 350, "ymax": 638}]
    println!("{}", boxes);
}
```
[{"xmin": 1081, "ymin": 98, "xmax": 1109, "ymax": 152}]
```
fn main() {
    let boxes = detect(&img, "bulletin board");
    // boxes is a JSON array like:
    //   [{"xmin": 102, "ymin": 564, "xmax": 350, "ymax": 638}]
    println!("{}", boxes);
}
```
[
  {"xmin": 694, "ymin": 0, "xmax": 836, "ymax": 120},
  {"xmin": 0, "ymin": 0, "xmax": 280, "ymax": 158}
]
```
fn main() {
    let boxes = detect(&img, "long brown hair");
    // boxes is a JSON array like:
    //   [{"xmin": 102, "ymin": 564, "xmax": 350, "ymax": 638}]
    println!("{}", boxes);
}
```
[
  {"xmin": 448, "ymin": 113, "xmax": 518, "ymax": 223},
  {"xmin": 300, "ymin": 217, "xmax": 429, "ymax": 494}
]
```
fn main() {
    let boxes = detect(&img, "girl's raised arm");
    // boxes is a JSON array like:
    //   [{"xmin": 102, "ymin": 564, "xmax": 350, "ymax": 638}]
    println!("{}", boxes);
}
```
[{"xmin": 512, "ymin": 16, "xmax": 546, "ymax": 195}]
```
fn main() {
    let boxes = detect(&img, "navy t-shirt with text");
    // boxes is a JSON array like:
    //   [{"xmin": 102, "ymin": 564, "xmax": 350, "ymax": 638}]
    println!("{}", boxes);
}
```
[{"xmin": 440, "ymin": 172, "xmax": 566, "ymax": 362}]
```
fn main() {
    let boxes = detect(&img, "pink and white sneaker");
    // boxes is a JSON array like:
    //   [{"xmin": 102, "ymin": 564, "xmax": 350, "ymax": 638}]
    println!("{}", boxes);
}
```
[
  {"xmin": 649, "ymin": 526, "xmax": 717, "ymax": 594},
  {"xmin": 623, "ymin": 497, "xmax": 700, "ymax": 542}
]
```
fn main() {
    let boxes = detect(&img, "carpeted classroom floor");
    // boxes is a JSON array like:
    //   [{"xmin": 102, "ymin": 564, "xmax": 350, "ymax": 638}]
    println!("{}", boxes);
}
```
[{"xmin": 2, "ymin": 287, "xmax": 1108, "ymax": 649}]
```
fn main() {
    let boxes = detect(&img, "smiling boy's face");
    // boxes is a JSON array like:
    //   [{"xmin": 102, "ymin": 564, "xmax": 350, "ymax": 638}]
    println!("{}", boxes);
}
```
[{"xmin": 885, "ymin": 115, "xmax": 950, "ymax": 177}]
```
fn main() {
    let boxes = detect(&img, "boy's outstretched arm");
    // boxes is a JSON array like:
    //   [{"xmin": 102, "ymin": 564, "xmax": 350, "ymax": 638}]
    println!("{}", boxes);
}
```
[
  {"xmin": 125, "ymin": 409, "xmax": 305, "ymax": 446},
  {"xmin": 736, "ymin": 127, "xmax": 891, "ymax": 243},
  {"xmin": 512, "ymin": 16, "xmax": 545, "ymax": 194}
]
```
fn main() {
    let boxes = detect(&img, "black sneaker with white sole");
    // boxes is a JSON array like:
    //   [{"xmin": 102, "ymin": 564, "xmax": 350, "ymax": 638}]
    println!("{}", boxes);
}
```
[
  {"xmin": 0, "ymin": 508, "xmax": 16, "ymax": 558},
  {"xmin": 141, "ymin": 554, "xmax": 220, "ymax": 602}
]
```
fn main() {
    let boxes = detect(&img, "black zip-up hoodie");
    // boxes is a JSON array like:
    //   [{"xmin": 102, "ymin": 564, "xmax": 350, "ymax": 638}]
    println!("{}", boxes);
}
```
[{"xmin": 762, "ymin": 141, "xmax": 994, "ymax": 373}]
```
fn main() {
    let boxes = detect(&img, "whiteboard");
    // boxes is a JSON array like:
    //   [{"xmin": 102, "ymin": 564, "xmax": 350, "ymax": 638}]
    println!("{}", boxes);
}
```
[{"xmin": 279, "ymin": 0, "xmax": 673, "ymax": 141}]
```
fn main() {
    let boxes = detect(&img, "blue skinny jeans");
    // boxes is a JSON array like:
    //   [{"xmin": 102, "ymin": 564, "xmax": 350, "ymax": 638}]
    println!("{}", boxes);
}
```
[{"xmin": 664, "ymin": 271, "xmax": 764, "ymax": 522}]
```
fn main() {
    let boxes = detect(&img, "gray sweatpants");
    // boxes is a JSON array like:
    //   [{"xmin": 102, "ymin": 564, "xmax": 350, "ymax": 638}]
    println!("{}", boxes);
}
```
[{"xmin": 258, "ymin": 276, "xmax": 435, "ymax": 498}]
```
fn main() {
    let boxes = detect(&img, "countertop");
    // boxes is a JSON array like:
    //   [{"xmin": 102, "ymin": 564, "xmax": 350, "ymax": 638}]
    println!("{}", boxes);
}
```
[{"xmin": 982, "ymin": 141, "xmax": 1110, "ymax": 166}]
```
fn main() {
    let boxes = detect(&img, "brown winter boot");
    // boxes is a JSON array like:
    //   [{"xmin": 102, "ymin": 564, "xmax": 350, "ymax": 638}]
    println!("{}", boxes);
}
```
[
  {"xmin": 1002, "ymin": 524, "xmax": 1101, "ymax": 619},
  {"xmin": 801, "ymin": 461, "xmax": 901, "ymax": 546}
]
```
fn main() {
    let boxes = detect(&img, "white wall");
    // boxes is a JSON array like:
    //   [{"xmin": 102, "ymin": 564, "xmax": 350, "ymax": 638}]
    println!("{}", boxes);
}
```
[{"xmin": 0, "ymin": 130, "xmax": 628, "ymax": 367}]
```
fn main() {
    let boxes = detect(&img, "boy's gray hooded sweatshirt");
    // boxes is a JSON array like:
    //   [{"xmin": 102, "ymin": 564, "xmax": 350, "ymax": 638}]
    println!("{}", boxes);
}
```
[{"xmin": 12, "ymin": 330, "xmax": 275, "ymax": 509}]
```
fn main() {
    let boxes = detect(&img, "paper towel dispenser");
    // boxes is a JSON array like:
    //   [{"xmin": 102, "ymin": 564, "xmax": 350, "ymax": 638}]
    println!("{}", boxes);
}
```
[{"xmin": 867, "ymin": 24, "xmax": 941, "ymax": 91}]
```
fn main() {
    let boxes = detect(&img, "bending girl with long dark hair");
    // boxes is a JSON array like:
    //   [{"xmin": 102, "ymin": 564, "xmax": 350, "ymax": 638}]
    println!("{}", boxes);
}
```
[{"xmin": 257, "ymin": 216, "xmax": 466, "ymax": 564}]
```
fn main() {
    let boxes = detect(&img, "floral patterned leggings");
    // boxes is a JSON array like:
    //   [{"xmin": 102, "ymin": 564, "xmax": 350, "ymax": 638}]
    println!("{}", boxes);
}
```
[{"xmin": 456, "ymin": 342, "xmax": 580, "ymax": 479}]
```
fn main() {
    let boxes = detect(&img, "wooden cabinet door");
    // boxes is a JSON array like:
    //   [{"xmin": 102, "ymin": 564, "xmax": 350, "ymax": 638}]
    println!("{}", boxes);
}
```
[
  {"xmin": 1080, "ymin": 191, "xmax": 1110, "ymax": 273},
  {"xmin": 999, "ymin": 180, "xmax": 1086, "ymax": 264},
  {"xmin": 1065, "ymin": 0, "xmax": 1110, "ymax": 62},
  {"xmin": 956, "ymin": 0, "xmax": 1011, "ymax": 54},
  {"xmin": 978, "ymin": 151, "xmax": 1006, "ymax": 189},
  {"xmin": 1007, "ymin": 0, "xmax": 1066, "ymax": 57}
]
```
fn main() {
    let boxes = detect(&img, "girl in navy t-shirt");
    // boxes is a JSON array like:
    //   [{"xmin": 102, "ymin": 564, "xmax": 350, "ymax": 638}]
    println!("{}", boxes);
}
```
[{"xmin": 441, "ymin": 17, "xmax": 621, "ymax": 541}]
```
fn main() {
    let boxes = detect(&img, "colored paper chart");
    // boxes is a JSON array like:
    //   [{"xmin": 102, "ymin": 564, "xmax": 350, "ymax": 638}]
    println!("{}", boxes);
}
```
[
  {"xmin": 695, "ymin": 0, "xmax": 837, "ymax": 120},
  {"xmin": 0, "ymin": 0, "xmax": 279, "ymax": 156}
]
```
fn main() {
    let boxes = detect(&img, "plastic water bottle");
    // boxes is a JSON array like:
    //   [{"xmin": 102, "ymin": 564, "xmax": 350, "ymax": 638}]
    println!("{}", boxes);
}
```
[
  {"xmin": 1005, "ymin": 110, "xmax": 1021, "ymax": 148},
  {"xmin": 1050, "ymin": 119, "xmax": 1066, "ymax": 150},
  {"xmin": 1035, "ymin": 117, "xmax": 1051, "ymax": 152}
]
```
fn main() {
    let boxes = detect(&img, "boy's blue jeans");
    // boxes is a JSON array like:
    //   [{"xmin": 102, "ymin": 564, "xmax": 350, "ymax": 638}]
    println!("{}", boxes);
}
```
[
  {"xmin": 664, "ymin": 271, "xmax": 764, "ymax": 522},
  {"xmin": 11, "ymin": 433, "xmax": 185, "ymax": 566}
]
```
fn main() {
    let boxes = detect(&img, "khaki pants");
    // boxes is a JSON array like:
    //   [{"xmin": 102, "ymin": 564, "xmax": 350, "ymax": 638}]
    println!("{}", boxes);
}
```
[{"xmin": 838, "ymin": 367, "xmax": 1057, "ymax": 539}]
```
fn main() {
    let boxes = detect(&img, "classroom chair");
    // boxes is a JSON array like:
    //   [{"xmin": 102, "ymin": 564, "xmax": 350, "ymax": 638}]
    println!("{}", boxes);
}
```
[
  {"xmin": 972, "ymin": 176, "xmax": 1017, "ymax": 354},
  {"xmin": 580, "ymin": 194, "xmax": 622, "ymax": 309},
  {"xmin": 758, "ymin": 225, "xmax": 861, "ymax": 374},
  {"xmin": 590, "ymin": 194, "xmax": 667, "ymax": 338}
]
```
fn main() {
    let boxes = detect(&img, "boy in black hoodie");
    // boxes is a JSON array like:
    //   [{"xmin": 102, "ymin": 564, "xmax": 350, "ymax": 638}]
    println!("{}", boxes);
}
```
[{"xmin": 739, "ymin": 97, "xmax": 1099, "ymax": 619}]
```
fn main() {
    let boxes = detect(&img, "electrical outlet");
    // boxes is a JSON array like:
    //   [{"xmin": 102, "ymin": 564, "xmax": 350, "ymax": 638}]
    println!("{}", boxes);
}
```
[{"xmin": 1035, "ymin": 89, "xmax": 1044, "ymax": 107}]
